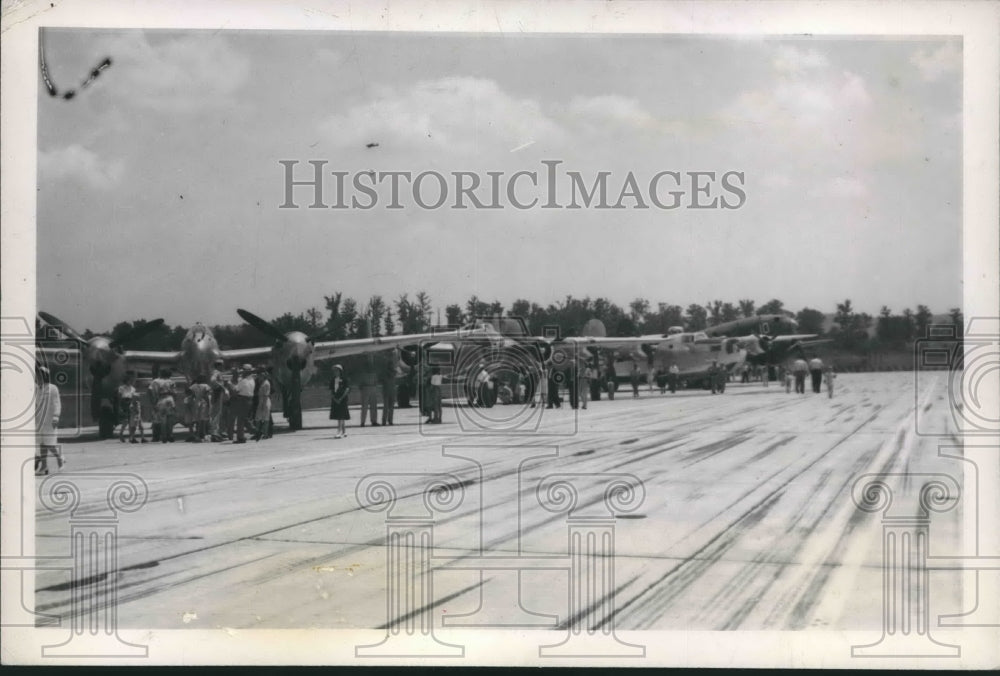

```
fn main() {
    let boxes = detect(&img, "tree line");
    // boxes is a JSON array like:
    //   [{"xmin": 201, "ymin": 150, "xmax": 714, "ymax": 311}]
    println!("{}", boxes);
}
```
[{"xmin": 80, "ymin": 294, "xmax": 963, "ymax": 358}]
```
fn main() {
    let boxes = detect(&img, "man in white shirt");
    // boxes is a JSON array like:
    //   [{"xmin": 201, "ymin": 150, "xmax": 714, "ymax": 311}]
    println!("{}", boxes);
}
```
[
  {"xmin": 473, "ymin": 363, "xmax": 491, "ymax": 407},
  {"xmin": 232, "ymin": 364, "xmax": 256, "ymax": 444},
  {"xmin": 792, "ymin": 358, "xmax": 809, "ymax": 394},
  {"xmin": 579, "ymin": 363, "xmax": 593, "ymax": 409},
  {"xmin": 808, "ymin": 356, "xmax": 824, "ymax": 394}
]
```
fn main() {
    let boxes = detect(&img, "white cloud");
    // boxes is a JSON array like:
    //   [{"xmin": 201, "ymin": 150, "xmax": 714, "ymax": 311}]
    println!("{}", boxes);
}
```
[
  {"xmin": 38, "ymin": 144, "xmax": 124, "ymax": 190},
  {"xmin": 911, "ymin": 41, "xmax": 961, "ymax": 82},
  {"xmin": 319, "ymin": 77, "xmax": 566, "ymax": 155},
  {"xmin": 566, "ymin": 94, "xmax": 654, "ymax": 128},
  {"xmin": 101, "ymin": 32, "xmax": 251, "ymax": 112}
]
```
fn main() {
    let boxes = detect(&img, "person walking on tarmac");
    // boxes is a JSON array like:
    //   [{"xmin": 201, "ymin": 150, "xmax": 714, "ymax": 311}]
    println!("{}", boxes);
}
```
[
  {"xmin": 668, "ymin": 363, "xmax": 679, "ymax": 393},
  {"xmin": 606, "ymin": 362, "xmax": 617, "ymax": 400},
  {"xmin": 709, "ymin": 361, "xmax": 720, "ymax": 394},
  {"xmin": 629, "ymin": 363, "xmax": 641, "ymax": 399},
  {"xmin": 792, "ymin": 358, "xmax": 809, "ymax": 394},
  {"xmin": 579, "ymin": 362, "xmax": 594, "ymax": 409},
  {"xmin": 808, "ymin": 356, "xmax": 824, "ymax": 394},
  {"xmin": 35, "ymin": 366, "xmax": 63, "ymax": 475},
  {"xmin": 824, "ymin": 365, "xmax": 837, "ymax": 399}
]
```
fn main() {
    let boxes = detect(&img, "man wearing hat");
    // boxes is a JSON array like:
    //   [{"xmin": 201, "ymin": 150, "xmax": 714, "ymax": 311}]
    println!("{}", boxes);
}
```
[
  {"xmin": 231, "ymin": 364, "xmax": 256, "ymax": 444},
  {"xmin": 35, "ymin": 365, "xmax": 63, "ymax": 475}
]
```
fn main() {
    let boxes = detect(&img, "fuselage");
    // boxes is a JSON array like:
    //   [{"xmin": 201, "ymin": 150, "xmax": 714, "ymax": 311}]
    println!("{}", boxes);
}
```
[
  {"xmin": 612, "ymin": 331, "xmax": 745, "ymax": 380},
  {"xmin": 177, "ymin": 324, "xmax": 223, "ymax": 381}
]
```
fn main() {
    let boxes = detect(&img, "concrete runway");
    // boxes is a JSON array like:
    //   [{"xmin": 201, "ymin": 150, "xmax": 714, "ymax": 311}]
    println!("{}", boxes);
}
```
[{"xmin": 33, "ymin": 372, "xmax": 967, "ymax": 632}]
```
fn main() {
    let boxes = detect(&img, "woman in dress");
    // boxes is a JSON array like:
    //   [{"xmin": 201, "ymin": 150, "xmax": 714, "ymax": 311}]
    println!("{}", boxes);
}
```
[
  {"xmin": 329, "ymin": 365, "xmax": 350, "ymax": 438},
  {"xmin": 254, "ymin": 370, "xmax": 272, "ymax": 441}
]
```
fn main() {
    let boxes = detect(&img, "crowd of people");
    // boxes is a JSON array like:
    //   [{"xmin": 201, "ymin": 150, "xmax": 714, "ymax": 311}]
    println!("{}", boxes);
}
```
[
  {"xmin": 109, "ymin": 362, "xmax": 278, "ymax": 447},
  {"xmin": 33, "ymin": 351, "xmax": 838, "ymax": 473}
]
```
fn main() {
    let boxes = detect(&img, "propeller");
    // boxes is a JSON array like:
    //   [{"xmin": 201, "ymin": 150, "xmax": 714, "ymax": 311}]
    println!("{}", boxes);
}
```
[
  {"xmin": 37, "ymin": 311, "xmax": 88, "ymax": 348},
  {"xmin": 237, "ymin": 308, "xmax": 288, "ymax": 343},
  {"xmin": 109, "ymin": 318, "xmax": 166, "ymax": 350}
]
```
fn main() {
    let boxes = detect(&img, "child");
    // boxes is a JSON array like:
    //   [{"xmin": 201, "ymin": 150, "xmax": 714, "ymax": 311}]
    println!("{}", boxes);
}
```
[
  {"xmin": 189, "ymin": 376, "xmax": 212, "ymax": 442},
  {"xmin": 182, "ymin": 388, "xmax": 198, "ymax": 441},
  {"xmin": 784, "ymin": 366, "xmax": 793, "ymax": 394},
  {"xmin": 824, "ymin": 366, "xmax": 836, "ymax": 399},
  {"xmin": 498, "ymin": 380, "xmax": 514, "ymax": 405},
  {"xmin": 125, "ymin": 396, "xmax": 146, "ymax": 443},
  {"xmin": 117, "ymin": 375, "xmax": 137, "ymax": 443}
]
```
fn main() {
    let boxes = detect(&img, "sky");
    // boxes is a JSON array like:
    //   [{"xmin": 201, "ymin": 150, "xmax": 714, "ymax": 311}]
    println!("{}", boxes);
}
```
[{"xmin": 36, "ymin": 30, "xmax": 963, "ymax": 332}]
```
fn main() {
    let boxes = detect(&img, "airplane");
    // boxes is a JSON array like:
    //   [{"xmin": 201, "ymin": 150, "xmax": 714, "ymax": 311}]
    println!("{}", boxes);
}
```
[
  {"xmin": 37, "ymin": 310, "xmax": 462, "ymax": 435},
  {"xmin": 402, "ymin": 316, "xmax": 728, "ymax": 405},
  {"xmin": 701, "ymin": 313, "xmax": 829, "ymax": 371},
  {"xmin": 232, "ymin": 308, "xmax": 466, "ymax": 430},
  {"xmin": 604, "ymin": 325, "xmax": 747, "ymax": 389},
  {"xmin": 36, "ymin": 312, "xmax": 167, "ymax": 437}
]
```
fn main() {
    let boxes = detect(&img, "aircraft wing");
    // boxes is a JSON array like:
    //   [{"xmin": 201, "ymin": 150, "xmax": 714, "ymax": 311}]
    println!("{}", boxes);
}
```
[
  {"xmin": 311, "ymin": 332, "xmax": 458, "ymax": 361},
  {"xmin": 218, "ymin": 346, "xmax": 275, "ymax": 363},
  {"xmin": 768, "ymin": 334, "xmax": 819, "ymax": 343},
  {"xmin": 556, "ymin": 336, "xmax": 658, "ymax": 350},
  {"xmin": 122, "ymin": 350, "xmax": 183, "ymax": 364}
]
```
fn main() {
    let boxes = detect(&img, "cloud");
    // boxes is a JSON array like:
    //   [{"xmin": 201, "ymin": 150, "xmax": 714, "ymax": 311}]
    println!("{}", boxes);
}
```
[
  {"xmin": 731, "ymin": 68, "xmax": 871, "ymax": 130},
  {"xmin": 101, "ymin": 32, "xmax": 252, "ymax": 112},
  {"xmin": 319, "ymin": 77, "xmax": 566, "ymax": 156},
  {"xmin": 911, "ymin": 41, "xmax": 961, "ymax": 82},
  {"xmin": 38, "ymin": 144, "xmax": 124, "ymax": 190},
  {"xmin": 566, "ymin": 94, "xmax": 654, "ymax": 129}
]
